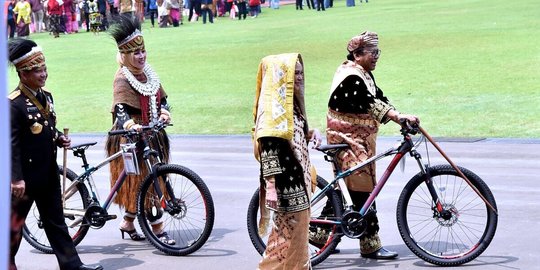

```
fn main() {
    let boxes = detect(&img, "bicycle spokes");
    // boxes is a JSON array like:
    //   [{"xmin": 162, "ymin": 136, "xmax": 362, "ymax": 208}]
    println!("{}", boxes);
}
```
[
  {"xmin": 397, "ymin": 165, "xmax": 497, "ymax": 265},
  {"xmin": 137, "ymin": 165, "xmax": 215, "ymax": 256}
]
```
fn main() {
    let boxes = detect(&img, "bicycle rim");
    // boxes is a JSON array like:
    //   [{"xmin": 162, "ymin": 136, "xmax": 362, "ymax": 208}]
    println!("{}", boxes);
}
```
[
  {"xmin": 397, "ymin": 165, "xmax": 498, "ymax": 266},
  {"xmin": 22, "ymin": 166, "xmax": 90, "ymax": 254},
  {"xmin": 138, "ymin": 164, "xmax": 215, "ymax": 256}
]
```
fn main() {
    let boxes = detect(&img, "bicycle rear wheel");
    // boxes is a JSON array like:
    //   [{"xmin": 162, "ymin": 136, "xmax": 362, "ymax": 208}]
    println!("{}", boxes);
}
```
[
  {"xmin": 397, "ymin": 165, "xmax": 498, "ymax": 266},
  {"xmin": 22, "ymin": 166, "xmax": 90, "ymax": 254},
  {"xmin": 137, "ymin": 164, "xmax": 215, "ymax": 256},
  {"xmin": 246, "ymin": 175, "xmax": 343, "ymax": 267}
]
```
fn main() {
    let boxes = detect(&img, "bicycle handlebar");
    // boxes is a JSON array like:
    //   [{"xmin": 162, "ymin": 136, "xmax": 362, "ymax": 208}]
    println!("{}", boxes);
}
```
[
  {"xmin": 108, "ymin": 122, "xmax": 172, "ymax": 136},
  {"xmin": 316, "ymin": 120, "xmax": 420, "ymax": 156},
  {"xmin": 399, "ymin": 118, "xmax": 420, "ymax": 135}
]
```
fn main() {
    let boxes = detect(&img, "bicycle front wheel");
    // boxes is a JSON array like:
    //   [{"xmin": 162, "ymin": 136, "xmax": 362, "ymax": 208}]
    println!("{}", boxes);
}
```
[
  {"xmin": 397, "ymin": 165, "xmax": 498, "ymax": 266},
  {"xmin": 137, "ymin": 164, "xmax": 215, "ymax": 256},
  {"xmin": 22, "ymin": 166, "xmax": 90, "ymax": 254},
  {"xmin": 246, "ymin": 175, "xmax": 343, "ymax": 267}
]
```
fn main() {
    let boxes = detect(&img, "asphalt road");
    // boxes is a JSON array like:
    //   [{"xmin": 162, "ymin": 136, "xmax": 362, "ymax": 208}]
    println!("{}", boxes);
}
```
[{"xmin": 15, "ymin": 134, "xmax": 540, "ymax": 270}]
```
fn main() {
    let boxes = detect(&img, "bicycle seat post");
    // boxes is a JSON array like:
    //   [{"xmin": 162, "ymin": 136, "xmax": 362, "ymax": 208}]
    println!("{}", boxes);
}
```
[{"xmin": 73, "ymin": 147, "xmax": 90, "ymax": 170}]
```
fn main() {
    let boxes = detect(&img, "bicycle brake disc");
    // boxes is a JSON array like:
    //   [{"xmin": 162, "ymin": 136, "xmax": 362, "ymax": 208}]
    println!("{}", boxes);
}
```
[{"xmin": 341, "ymin": 211, "xmax": 366, "ymax": 239}]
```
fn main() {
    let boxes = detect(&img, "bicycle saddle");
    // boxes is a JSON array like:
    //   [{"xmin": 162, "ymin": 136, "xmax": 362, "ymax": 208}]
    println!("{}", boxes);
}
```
[
  {"xmin": 69, "ymin": 142, "xmax": 97, "ymax": 151},
  {"xmin": 316, "ymin": 144, "xmax": 350, "ymax": 156}
]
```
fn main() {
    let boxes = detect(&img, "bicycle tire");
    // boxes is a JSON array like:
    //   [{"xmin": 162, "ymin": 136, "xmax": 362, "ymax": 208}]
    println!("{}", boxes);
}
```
[
  {"xmin": 137, "ymin": 164, "xmax": 215, "ymax": 256},
  {"xmin": 396, "ymin": 165, "xmax": 498, "ymax": 266},
  {"xmin": 246, "ymin": 175, "xmax": 343, "ymax": 266},
  {"xmin": 22, "ymin": 166, "xmax": 90, "ymax": 254}
]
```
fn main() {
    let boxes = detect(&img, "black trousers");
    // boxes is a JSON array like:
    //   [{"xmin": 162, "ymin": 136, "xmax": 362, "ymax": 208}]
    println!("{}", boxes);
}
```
[
  {"xmin": 349, "ymin": 190, "xmax": 379, "ymax": 246},
  {"xmin": 237, "ymin": 2, "xmax": 247, "ymax": 19},
  {"xmin": 189, "ymin": 0, "xmax": 202, "ymax": 21},
  {"xmin": 295, "ymin": 0, "xmax": 303, "ymax": 9},
  {"xmin": 316, "ymin": 0, "xmax": 325, "ymax": 10},
  {"xmin": 306, "ymin": 0, "xmax": 315, "ymax": 9},
  {"xmin": 202, "ymin": 7, "xmax": 214, "ymax": 23},
  {"xmin": 7, "ymin": 18, "xmax": 16, "ymax": 38},
  {"xmin": 149, "ymin": 9, "xmax": 158, "ymax": 26},
  {"xmin": 10, "ymin": 172, "xmax": 82, "ymax": 270}
]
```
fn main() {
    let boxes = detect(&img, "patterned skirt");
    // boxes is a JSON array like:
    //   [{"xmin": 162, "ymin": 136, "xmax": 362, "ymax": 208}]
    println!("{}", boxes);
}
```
[
  {"xmin": 48, "ymin": 14, "xmax": 62, "ymax": 34},
  {"xmin": 258, "ymin": 209, "xmax": 312, "ymax": 270},
  {"xmin": 326, "ymin": 110, "xmax": 379, "ymax": 192}
]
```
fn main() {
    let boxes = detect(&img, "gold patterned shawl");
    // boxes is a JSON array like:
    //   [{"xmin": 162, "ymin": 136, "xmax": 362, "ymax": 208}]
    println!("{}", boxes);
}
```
[{"xmin": 252, "ymin": 53, "xmax": 305, "ymax": 157}]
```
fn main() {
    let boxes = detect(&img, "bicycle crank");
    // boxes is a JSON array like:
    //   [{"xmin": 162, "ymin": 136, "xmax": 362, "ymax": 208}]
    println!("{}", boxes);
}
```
[
  {"xmin": 84, "ymin": 204, "xmax": 116, "ymax": 229},
  {"xmin": 341, "ymin": 210, "xmax": 366, "ymax": 239}
]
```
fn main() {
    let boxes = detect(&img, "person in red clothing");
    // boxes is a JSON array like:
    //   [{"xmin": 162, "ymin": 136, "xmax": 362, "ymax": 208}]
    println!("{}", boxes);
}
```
[
  {"xmin": 47, "ymin": 0, "xmax": 63, "ymax": 38},
  {"xmin": 248, "ymin": 0, "xmax": 259, "ymax": 17}
]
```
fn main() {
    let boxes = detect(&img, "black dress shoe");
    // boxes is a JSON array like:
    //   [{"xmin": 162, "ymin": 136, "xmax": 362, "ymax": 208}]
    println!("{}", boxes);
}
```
[
  {"xmin": 78, "ymin": 264, "xmax": 103, "ymax": 270},
  {"xmin": 361, "ymin": 247, "xmax": 398, "ymax": 259}
]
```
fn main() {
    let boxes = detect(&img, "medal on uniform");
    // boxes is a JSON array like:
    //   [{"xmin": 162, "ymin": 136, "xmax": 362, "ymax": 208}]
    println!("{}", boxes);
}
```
[
  {"xmin": 44, "ymin": 120, "xmax": 49, "ymax": 126},
  {"xmin": 18, "ymin": 84, "xmax": 51, "ymax": 118},
  {"xmin": 30, "ymin": 122, "xmax": 43, "ymax": 134}
]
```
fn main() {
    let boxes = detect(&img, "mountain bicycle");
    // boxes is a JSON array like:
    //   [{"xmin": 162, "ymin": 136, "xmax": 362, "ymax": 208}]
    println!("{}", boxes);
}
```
[
  {"xmin": 247, "ymin": 122, "xmax": 498, "ymax": 266},
  {"xmin": 23, "ymin": 122, "xmax": 215, "ymax": 256}
]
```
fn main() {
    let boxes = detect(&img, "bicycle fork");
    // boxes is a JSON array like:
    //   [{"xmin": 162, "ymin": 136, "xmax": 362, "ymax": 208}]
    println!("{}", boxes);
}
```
[
  {"xmin": 143, "ymin": 151, "xmax": 182, "ymax": 217},
  {"xmin": 410, "ymin": 149, "xmax": 448, "ymax": 218}
]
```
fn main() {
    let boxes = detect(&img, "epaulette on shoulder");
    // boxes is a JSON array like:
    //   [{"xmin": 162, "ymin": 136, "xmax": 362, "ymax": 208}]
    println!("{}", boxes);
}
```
[{"xmin": 8, "ymin": 90, "xmax": 21, "ymax": 100}]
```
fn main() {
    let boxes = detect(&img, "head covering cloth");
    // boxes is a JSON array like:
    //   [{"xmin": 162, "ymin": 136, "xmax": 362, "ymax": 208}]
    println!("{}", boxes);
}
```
[
  {"xmin": 252, "ymin": 53, "xmax": 306, "ymax": 144},
  {"xmin": 347, "ymin": 31, "xmax": 379, "ymax": 53}
]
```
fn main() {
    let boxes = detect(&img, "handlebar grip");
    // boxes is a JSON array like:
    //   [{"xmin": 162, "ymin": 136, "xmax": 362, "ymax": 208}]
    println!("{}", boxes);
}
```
[
  {"xmin": 108, "ymin": 129, "xmax": 128, "ymax": 136},
  {"xmin": 108, "ymin": 122, "xmax": 169, "ymax": 136}
]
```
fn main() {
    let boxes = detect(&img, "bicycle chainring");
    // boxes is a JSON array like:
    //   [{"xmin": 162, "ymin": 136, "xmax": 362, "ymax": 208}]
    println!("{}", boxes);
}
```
[
  {"xmin": 84, "ymin": 204, "xmax": 108, "ymax": 229},
  {"xmin": 341, "ymin": 211, "xmax": 366, "ymax": 239}
]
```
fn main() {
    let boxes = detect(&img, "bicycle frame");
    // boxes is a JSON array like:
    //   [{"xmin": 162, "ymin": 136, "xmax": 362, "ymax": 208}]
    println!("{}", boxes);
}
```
[
  {"xmin": 63, "ymin": 126, "xmax": 171, "ymax": 228},
  {"xmin": 63, "ymin": 148, "xmax": 129, "ymax": 228},
  {"xmin": 310, "ymin": 133, "xmax": 433, "ymax": 225}
]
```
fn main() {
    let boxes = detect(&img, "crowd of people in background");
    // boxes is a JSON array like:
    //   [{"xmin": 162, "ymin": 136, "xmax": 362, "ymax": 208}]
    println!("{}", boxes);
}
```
[
  {"xmin": 3, "ymin": 0, "xmax": 369, "ymax": 38},
  {"xmin": 4, "ymin": 0, "xmax": 112, "ymax": 38}
]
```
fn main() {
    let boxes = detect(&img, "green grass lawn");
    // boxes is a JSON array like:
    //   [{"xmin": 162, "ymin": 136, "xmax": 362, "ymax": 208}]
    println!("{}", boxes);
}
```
[{"xmin": 7, "ymin": 0, "xmax": 540, "ymax": 137}]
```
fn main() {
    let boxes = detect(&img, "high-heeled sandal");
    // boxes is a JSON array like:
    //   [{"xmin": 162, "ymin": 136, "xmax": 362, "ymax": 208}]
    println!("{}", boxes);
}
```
[
  {"xmin": 120, "ymin": 228, "xmax": 146, "ymax": 241},
  {"xmin": 156, "ymin": 232, "xmax": 176, "ymax": 245}
]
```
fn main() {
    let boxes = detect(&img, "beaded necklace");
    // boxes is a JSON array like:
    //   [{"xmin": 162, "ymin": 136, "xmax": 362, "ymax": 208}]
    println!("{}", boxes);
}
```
[{"xmin": 121, "ymin": 64, "xmax": 161, "ymax": 122}]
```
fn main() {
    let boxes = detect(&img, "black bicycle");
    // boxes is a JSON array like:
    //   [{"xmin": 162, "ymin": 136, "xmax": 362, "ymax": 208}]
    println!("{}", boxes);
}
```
[
  {"xmin": 247, "ymin": 122, "xmax": 498, "ymax": 266},
  {"xmin": 23, "ymin": 122, "xmax": 215, "ymax": 256}
]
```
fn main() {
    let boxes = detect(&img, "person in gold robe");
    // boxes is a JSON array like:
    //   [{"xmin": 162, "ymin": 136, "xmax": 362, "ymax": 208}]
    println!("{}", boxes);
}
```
[{"xmin": 253, "ymin": 53, "xmax": 322, "ymax": 270}]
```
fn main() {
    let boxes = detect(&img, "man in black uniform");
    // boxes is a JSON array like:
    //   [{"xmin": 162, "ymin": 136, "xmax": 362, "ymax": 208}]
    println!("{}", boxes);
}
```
[{"xmin": 8, "ymin": 38, "xmax": 102, "ymax": 270}]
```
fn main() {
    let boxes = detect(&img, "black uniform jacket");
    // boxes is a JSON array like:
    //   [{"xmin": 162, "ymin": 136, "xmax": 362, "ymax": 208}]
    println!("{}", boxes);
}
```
[{"xmin": 10, "ymin": 87, "xmax": 63, "ymax": 190}]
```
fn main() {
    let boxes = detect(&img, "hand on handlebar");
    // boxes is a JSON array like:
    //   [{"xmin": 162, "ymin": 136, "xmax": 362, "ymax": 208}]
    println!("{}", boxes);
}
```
[
  {"xmin": 159, "ymin": 113, "xmax": 171, "ymax": 124},
  {"xmin": 130, "ymin": 124, "xmax": 143, "ymax": 132},
  {"xmin": 398, "ymin": 114, "xmax": 420, "ymax": 126},
  {"xmin": 309, "ymin": 128, "xmax": 323, "ymax": 149}
]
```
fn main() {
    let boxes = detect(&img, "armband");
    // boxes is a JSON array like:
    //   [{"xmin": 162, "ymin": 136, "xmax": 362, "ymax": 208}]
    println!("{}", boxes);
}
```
[{"xmin": 123, "ymin": 119, "xmax": 135, "ymax": 130}]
